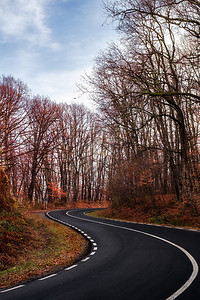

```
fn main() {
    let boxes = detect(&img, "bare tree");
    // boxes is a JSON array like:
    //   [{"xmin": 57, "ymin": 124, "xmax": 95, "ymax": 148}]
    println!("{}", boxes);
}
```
[
  {"xmin": 0, "ymin": 75, "xmax": 29, "ymax": 194},
  {"xmin": 84, "ymin": 0, "xmax": 200, "ymax": 215},
  {"xmin": 26, "ymin": 96, "xmax": 61, "ymax": 202}
]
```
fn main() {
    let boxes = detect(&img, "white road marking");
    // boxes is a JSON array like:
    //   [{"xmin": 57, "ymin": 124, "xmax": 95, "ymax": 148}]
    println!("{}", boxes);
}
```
[
  {"xmin": 46, "ymin": 211, "xmax": 97, "ymax": 272},
  {"xmin": 67, "ymin": 210, "xmax": 199, "ymax": 300},
  {"xmin": 90, "ymin": 252, "xmax": 96, "ymax": 256},
  {"xmin": 65, "ymin": 264, "xmax": 78, "ymax": 271},
  {"xmin": 81, "ymin": 257, "xmax": 90, "ymax": 262},
  {"xmin": 1, "ymin": 285, "xmax": 25, "ymax": 293},
  {"xmin": 93, "ymin": 243, "xmax": 97, "ymax": 246},
  {"xmin": 93, "ymin": 247, "xmax": 98, "ymax": 251},
  {"xmin": 39, "ymin": 274, "xmax": 57, "ymax": 281}
]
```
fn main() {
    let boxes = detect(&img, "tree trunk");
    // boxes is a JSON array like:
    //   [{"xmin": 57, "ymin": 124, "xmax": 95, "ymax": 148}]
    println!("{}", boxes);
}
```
[{"xmin": 177, "ymin": 108, "xmax": 198, "ymax": 216}]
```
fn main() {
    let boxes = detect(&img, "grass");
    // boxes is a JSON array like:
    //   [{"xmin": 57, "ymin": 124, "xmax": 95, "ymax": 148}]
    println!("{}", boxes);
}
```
[
  {"xmin": 0, "ymin": 211, "xmax": 89, "ymax": 288},
  {"xmin": 0, "ymin": 200, "xmax": 108, "ymax": 289}
]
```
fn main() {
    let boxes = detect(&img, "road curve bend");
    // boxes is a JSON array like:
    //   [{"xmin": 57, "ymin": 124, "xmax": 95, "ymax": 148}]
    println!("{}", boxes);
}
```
[{"xmin": 1, "ymin": 208, "xmax": 200, "ymax": 300}]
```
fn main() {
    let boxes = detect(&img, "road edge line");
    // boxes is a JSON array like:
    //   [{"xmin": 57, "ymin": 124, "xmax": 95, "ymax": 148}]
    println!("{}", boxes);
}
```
[{"xmin": 67, "ymin": 209, "xmax": 199, "ymax": 300}]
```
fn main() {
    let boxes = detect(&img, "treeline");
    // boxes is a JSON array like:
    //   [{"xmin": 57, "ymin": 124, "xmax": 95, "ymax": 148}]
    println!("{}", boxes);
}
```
[
  {"xmin": 0, "ymin": 75, "xmax": 108, "ymax": 205},
  {"xmin": 1, "ymin": 0, "xmax": 200, "ymax": 217},
  {"xmin": 84, "ymin": 0, "xmax": 200, "ymax": 216}
]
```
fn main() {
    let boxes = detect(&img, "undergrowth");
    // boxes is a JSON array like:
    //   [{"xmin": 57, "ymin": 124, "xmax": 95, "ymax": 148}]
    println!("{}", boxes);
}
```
[
  {"xmin": 0, "ymin": 211, "xmax": 89, "ymax": 288},
  {"xmin": 88, "ymin": 195, "xmax": 200, "ymax": 230}
]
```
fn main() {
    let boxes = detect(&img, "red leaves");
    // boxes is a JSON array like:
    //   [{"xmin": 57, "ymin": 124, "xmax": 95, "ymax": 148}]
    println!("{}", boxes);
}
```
[{"xmin": 48, "ymin": 181, "xmax": 67, "ymax": 202}]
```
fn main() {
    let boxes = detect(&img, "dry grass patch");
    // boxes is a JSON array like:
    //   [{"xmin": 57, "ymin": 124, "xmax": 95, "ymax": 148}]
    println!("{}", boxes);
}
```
[{"xmin": 0, "ymin": 212, "xmax": 89, "ymax": 288}]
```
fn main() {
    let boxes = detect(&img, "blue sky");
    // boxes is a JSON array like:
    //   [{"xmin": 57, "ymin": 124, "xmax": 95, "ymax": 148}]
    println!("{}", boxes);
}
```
[{"xmin": 0, "ymin": 0, "xmax": 116, "ymax": 108}]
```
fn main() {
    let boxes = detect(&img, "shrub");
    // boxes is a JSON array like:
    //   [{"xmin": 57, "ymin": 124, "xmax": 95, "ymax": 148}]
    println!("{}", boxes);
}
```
[{"xmin": 0, "ymin": 167, "xmax": 15, "ymax": 212}]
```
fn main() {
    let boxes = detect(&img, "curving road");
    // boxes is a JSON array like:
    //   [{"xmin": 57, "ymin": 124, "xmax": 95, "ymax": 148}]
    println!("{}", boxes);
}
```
[{"xmin": 1, "ymin": 208, "xmax": 200, "ymax": 299}]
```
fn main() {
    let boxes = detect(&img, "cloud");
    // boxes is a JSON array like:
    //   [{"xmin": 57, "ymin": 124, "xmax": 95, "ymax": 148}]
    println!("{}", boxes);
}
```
[
  {"xmin": 0, "ymin": 0, "xmax": 52, "ymax": 45},
  {"xmin": 0, "ymin": 0, "xmax": 117, "ymax": 110},
  {"xmin": 29, "ymin": 68, "xmax": 88, "ymax": 100},
  {"xmin": 26, "ymin": 67, "xmax": 96, "ymax": 109}
]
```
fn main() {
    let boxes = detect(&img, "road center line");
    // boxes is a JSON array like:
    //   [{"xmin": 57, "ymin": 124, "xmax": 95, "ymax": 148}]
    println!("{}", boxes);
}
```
[{"xmin": 66, "ymin": 210, "xmax": 199, "ymax": 300}]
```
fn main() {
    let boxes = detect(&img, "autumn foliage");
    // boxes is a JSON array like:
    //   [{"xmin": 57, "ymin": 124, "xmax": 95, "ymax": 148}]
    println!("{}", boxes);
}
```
[
  {"xmin": 107, "ymin": 157, "xmax": 158, "ymax": 209},
  {"xmin": 0, "ymin": 167, "xmax": 15, "ymax": 212},
  {"xmin": 48, "ymin": 181, "xmax": 67, "ymax": 204},
  {"xmin": 0, "ymin": 212, "xmax": 88, "ymax": 288},
  {"xmin": 93, "ymin": 194, "xmax": 200, "ymax": 230}
]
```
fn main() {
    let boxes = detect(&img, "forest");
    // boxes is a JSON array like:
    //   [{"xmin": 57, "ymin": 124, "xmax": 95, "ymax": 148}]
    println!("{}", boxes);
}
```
[
  {"xmin": 84, "ymin": 0, "xmax": 200, "ymax": 220},
  {"xmin": 2, "ymin": 0, "xmax": 200, "ymax": 288},
  {"xmin": 0, "ymin": 75, "xmax": 108, "ymax": 207},
  {"xmin": 1, "ymin": 0, "xmax": 200, "ymax": 220}
]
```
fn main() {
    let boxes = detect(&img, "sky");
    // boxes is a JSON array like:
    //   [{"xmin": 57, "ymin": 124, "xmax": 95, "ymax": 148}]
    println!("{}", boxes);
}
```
[{"xmin": 0, "ymin": 0, "xmax": 117, "ymax": 109}]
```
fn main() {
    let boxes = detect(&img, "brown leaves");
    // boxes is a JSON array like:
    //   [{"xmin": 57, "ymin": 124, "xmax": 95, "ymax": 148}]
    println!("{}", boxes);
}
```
[
  {"xmin": 0, "ymin": 167, "xmax": 15, "ymax": 212},
  {"xmin": 0, "ymin": 212, "xmax": 89, "ymax": 288},
  {"xmin": 92, "ymin": 194, "xmax": 200, "ymax": 229}
]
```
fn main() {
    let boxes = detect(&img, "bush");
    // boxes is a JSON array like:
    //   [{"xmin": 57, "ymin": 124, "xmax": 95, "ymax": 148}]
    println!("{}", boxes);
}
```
[
  {"xmin": 0, "ymin": 167, "xmax": 15, "ymax": 212},
  {"xmin": 107, "ymin": 158, "xmax": 157, "ymax": 209}
]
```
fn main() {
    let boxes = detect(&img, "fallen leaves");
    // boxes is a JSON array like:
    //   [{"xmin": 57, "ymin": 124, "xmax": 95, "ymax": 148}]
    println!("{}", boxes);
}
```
[
  {"xmin": 90, "ymin": 194, "xmax": 200, "ymax": 230},
  {"xmin": 0, "ymin": 212, "xmax": 89, "ymax": 288}
]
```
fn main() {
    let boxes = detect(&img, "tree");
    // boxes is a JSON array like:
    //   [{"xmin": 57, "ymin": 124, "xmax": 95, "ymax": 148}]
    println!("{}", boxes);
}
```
[
  {"xmin": 0, "ymin": 75, "xmax": 29, "ymax": 193},
  {"xmin": 0, "ymin": 167, "xmax": 15, "ymax": 212},
  {"xmin": 104, "ymin": 0, "xmax": 200, "ymax": 38},
  {"xmin": 56, "ymin": 103, "xmax": 105, "ymax": 202},
  {"xmin": 26, "ymin": 96, "xmax": 61, "ymax": 202},
  {"xmin": 47, "ymin": 181, "xmax": 67, "ymax": 204},
  {"xmin": 84, "ymin": 0, "xmax": 200, "ymax": 215}
]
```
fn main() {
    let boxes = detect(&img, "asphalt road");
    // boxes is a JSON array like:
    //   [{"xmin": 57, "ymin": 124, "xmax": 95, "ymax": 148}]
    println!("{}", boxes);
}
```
[{"xmin": 1, "ymin": 208, "xmax": 200, "ymax": 300}]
